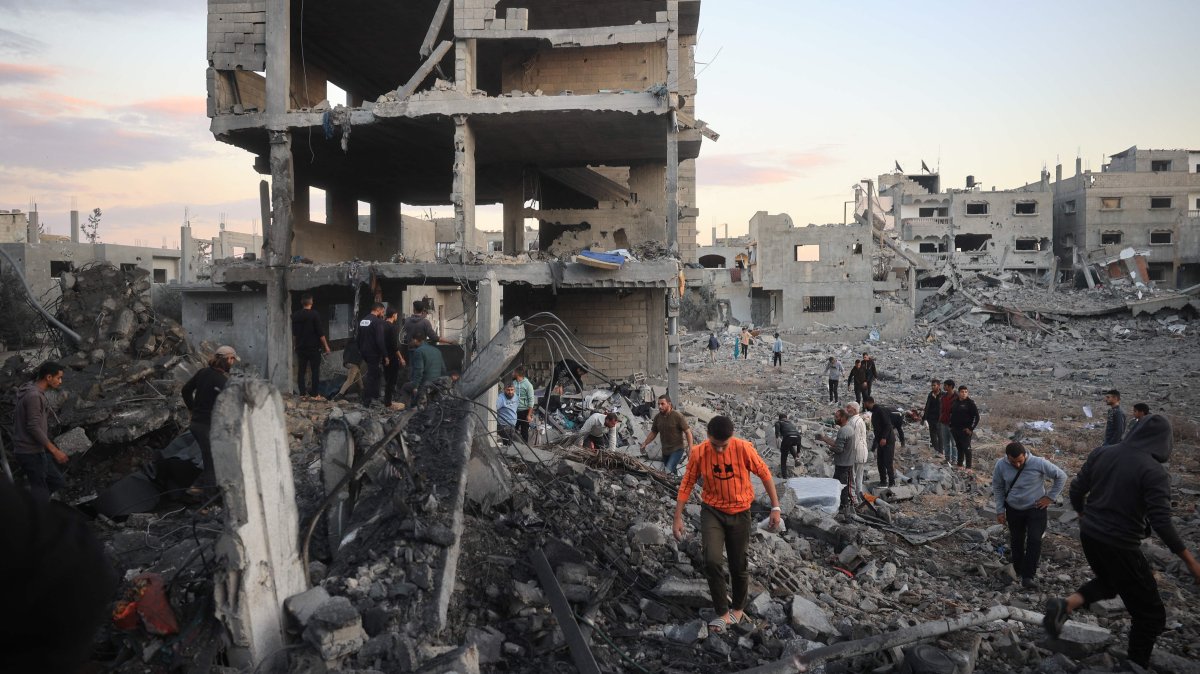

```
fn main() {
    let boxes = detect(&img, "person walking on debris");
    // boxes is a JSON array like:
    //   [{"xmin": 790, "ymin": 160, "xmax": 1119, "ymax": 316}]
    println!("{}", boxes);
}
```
[
  {"xmin": 640, "ymin": 395, "xmax": 693, "ymax": 475},
  {"xmin": 816, "ymin": 409, "xmax": 857, "ymax": 510},
  {"xmin": 863, "ymin": 396, "xmax": 897, "ymax": 487},
  {"xmin": 848, "ymin": 359, "xmax": 867, "ymax": 404},
  {"xmin": 823, "ymin": 356, "xmax": 843, "ymax": 403},
  {"xmin": 356, "ymin": 302, "xmax": 389, "ymax": 408},
  {"xmin": 1043, "ymin": 415, "xmax": 1200, "ymax": 669},
  {"xmin": 291, "ymin": 293, "xmax": 330, "ymax": 398},
  {"xmin": 773, "ymin": 412, "xmax": 802, "ymax": 478},
  {"xmin": 181, "ymin": 346, "xmax": 237, "ymax": 497},
  {"xmin": 512, "ymin": 366, "xmax": 536, "ymax": 443},
  {"xmin": 993, "ymin": 441, "xmax": 1067, "ymax": 589},
  {"xmin": 332, "ymin": 340, "xmax": 364, "ymax": 401},
  {"xmin": 922, "ymin": 378, "xmax": 943, "ymax": 456},
  {"xmin": 382, "ymin": 307, "xmax": 407, "ymax": 410},
  {"xmin": 771, "ymin": 333, "xmax": 783, "ymax": 368},
  {"xmin": 403, "ymin": 333, "xmax": 446, "ymax": 407},
  {"xmin": 1102, "ymin": 389, "xmax": 1125, "ymax": 446},
  {"xmin": 732, "ymin": 336, "xmax": 740, "ymax": 360},
  {"xmin": 707, "ymin": 332, "xmax": 720, "ymax": 363},
  {"xmin": 12, "ymin": 361, "xmax": 69, "ymax": 503},
  {"xmin": 938, "ymin": 379, "xmax": 956, "ymax": 466},
  {"xmin": 739, "ymin": 327, "xmax": 751, "ymax": 360},
  {"xmin": 949, "ymin": 385, "xmax": 980, "ymax": 470},
  {"xmin": 579, "ymin": 411, "xmax": 619, "ymax": 450},
  {"xmin": 496, "ymin": 382, "xmax": 519, "ymax": 444},
  {"xmin": 673, "ymin": 415, "xmax": 782, "ymax": 634},
  {"xmin": 845, "ymin": 402, "xmax": 869, "ymax": 498},
  {"xmin": 862, "ymin": 352, "xmax": 878, "ymax": 398},
  {"xmin": 1125, "ymin": 402, "xmax": 1150, "ymax": 439}
]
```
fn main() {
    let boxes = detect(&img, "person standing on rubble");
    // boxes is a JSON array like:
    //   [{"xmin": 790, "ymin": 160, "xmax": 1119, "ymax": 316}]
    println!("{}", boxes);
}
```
[
  {"xmin": 382, "ymin": 307, "xmax": 407, "ymax": 410},
  {"xmin": 12, "ymin": 361, "xmax": 70, "ymax": 503},
  {"xmin": 673, "ymin": 415, "xmax": 782, "ymax": 633},
  {"xmin": 816, "ymin": 409, "xmax": 856, "ymax": 510},
  {"xmin": 938, "ymin": 379, "xmax": 957, "ymax": 465},
  {"xmin": 707, "ymin": 332, "xmax": 720, "ymax": 363},
  {"xmin": 291, "ymin": 294, "xmax": 330, "ymax": 398},
  {"xmin": 1102, "ymin": 389, "xmax": 1125, "ymax": 446},
  {"xmin": 863, "ymin": 396, "xmax": 897, "ymax": 488},
  {"xmin": 356, "ymin": 302, "xmax": 389, "ymax": 408},
  {"xmin": 640, "ymin": 395, "xmax": 693, "ymax": 475},
  {"xmin": 993, "ymin": 441, "xmax": 1067, "ymax": 589},
  {"xmin": 496, "ymin": 382, "xmax": 519, "ymax": 443},
  {"xmin": 771, "ymin": 333, "xmax": 783, "ymax": 368},
  {"xmin": 862, "ymin": 352, "xmax": 878, "ymax": 398},
  {"xmin": 949, "ymin": 385, "xmax": 980, "ymax": 470},
  {"xmin": 739, "ymin": 327, "xmax": 751, "ymax": 360},
  {"xmin": 1125, "ymin": 402, "xmax": 1150, "ymax": 439},
  {"xmin": 512, "ymin": 366, "xmax": 536, "ymax": 442},
  {"xmin": 181, "ymin": 346, "xmax": 237, "ymax": 497},
  {"xmin": 773, "ymin": 412, "xmax": 801, "ymax": 478},
  {"xmin": 579, "ymin": 411, "xmax": 619, "ymax": 450},
  {"xmin": 845, "ymin": 402, "xmax": 869, "ymax": 498},
  {"xmin": 403, "ymin": 333, "xmax": 446, "ymax": 407},
  {"xmin": 824, "ymin": 356, "xmax": 843, "ymax": 403},
  {"xmin": 848, "ymin": 359, "xmax": 868, "ymax": 404},
  {"xmin": 1044, "ymin": 415, "xmax": 1200, "ymax": 669},
  {"xmin": 922, "ymin": 378, "xmax": 943, "ymax": 456}
]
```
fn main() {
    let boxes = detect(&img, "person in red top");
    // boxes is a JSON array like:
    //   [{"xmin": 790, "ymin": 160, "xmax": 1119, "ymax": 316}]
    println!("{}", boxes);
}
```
[{"xmin": 673, "ymin": 415, "xmax": 782, "ymax": 633}]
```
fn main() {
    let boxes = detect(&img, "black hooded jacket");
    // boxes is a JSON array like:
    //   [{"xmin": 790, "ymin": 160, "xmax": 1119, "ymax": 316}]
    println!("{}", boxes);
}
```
[{"xmin": 1069, "ymin": 414, "xmax": 1184, "ymax": 554}]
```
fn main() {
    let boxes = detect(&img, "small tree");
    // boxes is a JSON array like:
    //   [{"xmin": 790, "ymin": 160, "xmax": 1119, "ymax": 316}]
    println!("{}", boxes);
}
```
[{"xmin": 82, "ymin": 208, "xmax": 102, "ymax": 243}]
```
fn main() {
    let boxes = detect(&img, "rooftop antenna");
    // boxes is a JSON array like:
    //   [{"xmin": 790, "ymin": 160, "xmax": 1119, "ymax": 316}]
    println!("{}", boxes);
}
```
[{"xmin": 184, "ymin": 206, "xmax": 190, "ymax": 227}]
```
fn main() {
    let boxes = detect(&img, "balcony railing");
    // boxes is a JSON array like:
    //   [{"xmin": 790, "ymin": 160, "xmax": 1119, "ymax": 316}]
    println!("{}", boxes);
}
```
[{"xmin": 902, "ymin": 217, "xmax": 952, "ymax": 227}]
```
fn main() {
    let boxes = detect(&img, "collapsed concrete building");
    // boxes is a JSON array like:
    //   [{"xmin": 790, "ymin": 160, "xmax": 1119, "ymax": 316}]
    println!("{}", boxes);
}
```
[
  {"xmin": 203, "ymin": 0, "xmax": 709, "ymax": 398},
  {"xmin": 1052, "ymin": 147, "xmax": 1200, "ymax": 288}
]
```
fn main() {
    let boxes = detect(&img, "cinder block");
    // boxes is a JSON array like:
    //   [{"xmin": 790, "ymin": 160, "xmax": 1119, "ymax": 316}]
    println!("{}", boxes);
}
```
[{"xmin": 656, "ymin": 11, "xmax": 668, "ymax": 23}]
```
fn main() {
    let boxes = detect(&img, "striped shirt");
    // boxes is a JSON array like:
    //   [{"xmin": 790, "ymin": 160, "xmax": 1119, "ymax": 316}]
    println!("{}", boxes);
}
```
[{"xmin": 677, "ymin": 437, "xmax": 773, "ymax": 514}]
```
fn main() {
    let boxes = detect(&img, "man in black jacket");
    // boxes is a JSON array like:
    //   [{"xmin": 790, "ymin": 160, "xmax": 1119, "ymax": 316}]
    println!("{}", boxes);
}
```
[
  {"xmin": 181, "ymin": 346, "xmax": 236, "ymax": 494},
  {"xmin": 1043, "ymin": 415, "xmax": 1200, "ymax": 668},
  {"xmin": 291, "ymin": 293, "xmax": 330, "ymax": 397},
  {"xmin": 949, "ymin": 385, "xmax": 980, "ymax": 469},
  {"xmin": 382, "ymin": 306, "xmax": 406, "ymax": 409},
  {"xmin": 356, "ymin": 302, "xmax": 389, "ymax": 408},
  {"xmin": 863, "ymin": 397, "xmax": 896, "ymax": 487},
  {"xmin": 773, "ymin": 412, "xmax": 801, "ymax": 478},
  {"xmin": 923, "ymin": 378, "xmax": 943, "ymax": 455}
]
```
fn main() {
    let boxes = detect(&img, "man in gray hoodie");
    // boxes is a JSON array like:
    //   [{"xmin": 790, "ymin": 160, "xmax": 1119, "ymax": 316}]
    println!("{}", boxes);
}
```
[
  {"xmin": 992, "ymin": 441, "xmax": 1067, "ymax": 588},
  {"xmin": 816, "ymin": 408, "xmax": 856, "ymax": 510},
  {"xmin": 12, "ymin": 361, "xmax": 70, "ymax": 503},
  {"xmin": 1043, "ymin": 415, "xmax": 1200, "ymax": 668}
]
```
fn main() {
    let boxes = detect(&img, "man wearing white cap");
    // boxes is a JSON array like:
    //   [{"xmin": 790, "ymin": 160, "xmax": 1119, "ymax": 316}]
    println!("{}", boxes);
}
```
[{"xmin": 181, "ymin": 345, "xmax": 238, "ymax": 497}]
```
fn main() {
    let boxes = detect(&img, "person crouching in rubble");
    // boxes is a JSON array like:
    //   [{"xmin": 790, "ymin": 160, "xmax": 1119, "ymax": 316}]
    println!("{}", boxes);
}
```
[
  {"xmin": 1043, "ymin": 415, "xmax": 1200, "ymax": 669},
  {"xmin": 12, "ymin": 361, "xmax": 70, "ymax": 503},
  {"xmin": 579, "ymin": 411, "xmax": 619, "ymax": 450},
  {"xmin": 673, "ymin": 415, "xmax": 782, "ymax": 633},
  {"xmin": 181, "ymin": 345, "xmax": 237, "ymax": 498}
]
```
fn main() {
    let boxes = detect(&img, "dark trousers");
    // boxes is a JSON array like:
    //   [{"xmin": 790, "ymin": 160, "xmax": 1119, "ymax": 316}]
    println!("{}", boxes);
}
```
[
  {"xmin": 833, "ymin": 465, "xmax": 854, "ymax": 509},
  {"xmin": 383, "ymin": 360, "xmax": 400, "ymax": 406},
  {"xmin": 188, "ymin": 421, "xmax": 215, "ymax": 490},
  {"xmin": 1006, "ymin": 505, "xmax": 1048, "ymax": 580},
  {"xmin": 296, "ymin": 350, "xmax": 322, "ymax": 396},
  {"xmin": 779, "ymin": 436, "xmax": 800, "ymax": 477},
  {"xmin": 361, "ymin": 358, "xmax": 383, "ymax": 406},
  {"xmin": 827, "ymin": 379, "xmax": 839, "ymax": 402},
  {"xmin": 516, "ymin": 410, "xmax": 531, "ymax": 442},
  {"xmin": 15, "ymin": 452, "xmax": 66, "ymax": 503},
  {"xmin": 497, "ymin": 424, "xmax": 518, "ymax": 444},
  {"xmin": 700, "ymin": 506, "xmax": 751, "ymax": 616},
  {"xmin": 927, "ymin": 419, "xmax": 941, "ymax": 453},
  {"xmin": 772, "ymin": 352, "xmax": 781, "ymax": 367},
  {"xmin": 1077, "ymin": 533, "xmax": 1166, "ymax": 667},
  {"xmin": 864, "ymin": 380, "xmax": 874, "ymax": 398},
  {"xmin": 853, "ymin": 383, "xmax": 864, "ymax": 404},
  {"xmin": 951, "ymin": 427, "xmax": 973, "ymax": 468},
  {"xmin": 875, "ymin": 433, "xmax": 896, "ymax": 486}
]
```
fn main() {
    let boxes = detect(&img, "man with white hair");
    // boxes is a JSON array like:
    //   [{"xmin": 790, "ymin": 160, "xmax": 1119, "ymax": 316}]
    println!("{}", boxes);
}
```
[{"xmin": 845, "ymin": 402, "xmax": 869, "ymax": 498}]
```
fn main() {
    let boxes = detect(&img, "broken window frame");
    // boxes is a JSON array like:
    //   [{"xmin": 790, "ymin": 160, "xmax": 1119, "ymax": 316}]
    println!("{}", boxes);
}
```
[
  {"xmin": 1149, "ymin": 196, "xmax": 1172, "ymax": 209},
  {"xmin": 1100, "ymin": 197, "xmax": 1122, "ymax": 210},
  {"xmin": 153, "ymin": 269, "xmax": 167, "ymax": 283},
  {"xmin": 1013, "ymin": 238, "xmax": 1040, "ymax": 251},
  {"xmin": 1150, "ymin": 160, "xmax": 1172, "ymax": 172},
  {"xmin": 964, "ymin": 201, "xmax": 989, "ymax": 216},
  {"xmin": 50, "ymin": 260, "xmax": 74, "ymax": 279},
  {"xmin": 793, "ymin": 244, "xmax": 820, "ymax": 262},
  {"xmin": 802, "ymin": 296, "xmax": 835, "ymax": 313},
  {"xmin": 1100, "ymin": 231, "xmax": 1123, "ymax": 245},
  {"xmin": 1149, "ymin": 231, "xmax": 1173, "ymax": 245},
  {"xmin": 206, "ymin": 302, "xmax": 234, "ymax": 323},
  {"xmin": 1013, "ymin": 201, "xmax": 1038, "ymax": 215},
  {"xmin": 1062, "ymin": 200, "xmax": 1076, "ymax": 214}
]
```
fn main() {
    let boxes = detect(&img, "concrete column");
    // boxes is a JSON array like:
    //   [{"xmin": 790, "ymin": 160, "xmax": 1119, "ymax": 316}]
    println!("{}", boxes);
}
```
[
  {"xmin": 265, "ymin": 130, "xmax": 294, "ymax": 390},
  {"xmin": 70, "ymin": 210, "xmax": 80, "ymax": 243},
  {"xmin": 474, "ymin": 271, "xmax": 501, "ymax": 435},
  {"xmin": 210, "ymin": 379, "xmax": 308, "ymax": 672},
  {"xmin": 452, "ymin": 115, "xmax": 476, "ymax": 255},
  {"xmin": 454, "ymin": 39, "xmax": 477, "ymax": 92},
  {"xmin": 27, "ymin": 210, "xmax": 39, "ymax": 244},
  {"xmin": 180, "ymin": 225, "xmax": 195, "ymax": 283},
  {"xmin": 265, "ymin": 0, "xmax": 291, "ymax": 119},
  {"xmin": 501, "ymin": 169, "xmax": 523, "ymax": 256}
]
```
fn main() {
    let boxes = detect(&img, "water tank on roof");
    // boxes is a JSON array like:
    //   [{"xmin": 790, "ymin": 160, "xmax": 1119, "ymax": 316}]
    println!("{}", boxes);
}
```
[{"xmin": 966, "ymin": 175, "xmax": 976, "ymax": 188}]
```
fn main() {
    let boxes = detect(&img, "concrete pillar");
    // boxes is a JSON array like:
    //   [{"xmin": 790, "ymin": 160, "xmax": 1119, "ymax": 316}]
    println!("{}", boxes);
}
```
[
  {"xmin": 265, "ymin": 130, "xmax": 295, "ymax": 390},
  {"xmin": 501, "ymin": 170, "xmax": 523, "ymax": 256},
  {"xmin": 27, "ymin": 210, "xmax": 39, "ymax": 244},
  {"xmin": 265, "ymin": 0, "xmax": 291, "ymax": 119},
  {"xmin": 474, "ymin": 271, "xmax": 501, "ymax": 435},
  {"xmin": 455, "ymin": 39, "xmax": 477, "ymax": 92},
  {"xmin": 452, "ymin": 115, "xmax": 476, "ymax": 255},
  {"xmin": 180, "ymin": 225, "xmax": 195, "ymax": 283},
  {"xmin": 1075, "ymin": 157, "xmax": 1082, "ymax": 176},
  {"xmin": 70, "ymin": 210, "xmax": 80, "ymax": 243},
  {"xmin": 210, "ymin": 379, "xmax": 308, "ymax": 672}
]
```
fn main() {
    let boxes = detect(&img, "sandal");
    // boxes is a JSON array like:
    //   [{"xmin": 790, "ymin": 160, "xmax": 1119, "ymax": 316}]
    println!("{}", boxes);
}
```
[{"xmin": 707, "ymin": 614, "xmax": 730, "ymax": 633}]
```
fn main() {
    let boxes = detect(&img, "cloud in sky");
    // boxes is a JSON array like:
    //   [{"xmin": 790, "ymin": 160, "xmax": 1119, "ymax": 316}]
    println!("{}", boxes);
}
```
[
  {"xmin": 0, "ymin": 61, "xmax": 58, "ymax": 85},
  {"xmin": 698, "ymin": 148, "xmax": 840, "ymax": 187},
  {"xmin": 0, "ymin": 28, "xmax": 45, "ymax": 58},
  {"xmin": 0, "ymin": 106, "xmax": 200, "ymax": 172}
]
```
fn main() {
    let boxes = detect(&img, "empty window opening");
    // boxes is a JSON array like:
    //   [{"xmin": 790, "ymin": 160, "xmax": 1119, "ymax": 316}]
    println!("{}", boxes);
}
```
[
  {"xmin": 435, "ymin": 242, "xmax": 453, "ymax": 259},
  {"xmin": 357, "ymin": 201, "xmax": 373, "ymax": 233},
  {"xmin": 1014, "ymin": 201, "xmax": 1038, "ymax": 215},
  {"xmin": 1151, "ymin": 160, "xmax": 1172, "ymax": 172},
  {"xmin": 1147, "ymin": 263, "xmax": 1171, "ymax": 282},
  {"xmin": 231, "ymin": 246, "xmax": 246, "ymax": 259},
  {"xmin": 1150, "ymin": 231, "xmax": 1173, "ymax": 244},
  {"xmin": 153, "ymin": 269, "xmax": 167, "ymax": 283},
  {"xmin": 699, "ymin": 254, "xmax": 726, "ymax": 269},
  {"xmin": 917, "ymin": 207, "xmax": 948, "ymax": 217},
  {"xmin": 954, "ymin": 233, "xmax": 991, "ymax": 252},
  {"xmin": 1101, "ymin": 232, "xmax": 1122, "ymax": 245},
  {"xmin": 310, "ymin": 186, "xmax": 327, "ymax": 224},
  {"xmin": 803, "ymin": 296, "xmax": 835, "ymax": 312},
  {"xmin": 874, "ymin": 306, "xmax": 882, "ymax": 314},
  {"xmin": 50, "ymin": 260, "xmax": 73, "ymax": 278},
  {"xmin": 965, "ymin": 202, "xmax": 989, "ymax": 215},
  {"xmin": 206, "ymin": 302, "xmax": 234, "ymax": 323},
  {"xmin": 490, "ymin": 240, "xmax": 503, "ymax": 252},
  {"xmin": 1062, "ymin": 200, "xmax": 1076, "ymax": 214},
  {"xmin": 328, "ymin": 303, "xmax": 351, "ymax": 340},
  {"xmin": 1196, "ymin": 197, "xmax": 1200, "ymax": 209},
  {"xmin": 794, "ymin": 244, "xmax": 820, "ymax": 262},
  {"xmin": 1149, "ymin": 196, "xmax": 1172, "ymax": 209},
  {"xmin": 1014, "ymin": 238, "xmax": 1040, "ymax": 251},
  {"xmin": 919, "ymin": 243, "xmax": 938, "ymax": 253},
  {"xmin": 851, "ymin": 242, "xmax": 863, "ymax": 254},
  {"xmin": 918, "ymin": 275, "xmax": 946, "ymax": 289},
  {"xmin": 1100, "ymin": 197, "xmax": 1122, "ymax": 210},
  {"xmin": 120, "ymin": 263, "xmax": 139, "ymax": 273}
]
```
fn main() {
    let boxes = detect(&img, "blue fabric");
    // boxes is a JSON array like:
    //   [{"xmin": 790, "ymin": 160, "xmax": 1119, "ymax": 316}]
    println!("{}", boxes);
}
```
[{"xmin": 496, "ymin": 392, "xmax": 519, "ymax": 427}]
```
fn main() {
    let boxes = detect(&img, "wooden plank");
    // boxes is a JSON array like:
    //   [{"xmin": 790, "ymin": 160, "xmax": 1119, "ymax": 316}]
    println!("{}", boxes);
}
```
[{"xmin": 530, "ymin": 549, "xmax": 601, "ymax": 674}]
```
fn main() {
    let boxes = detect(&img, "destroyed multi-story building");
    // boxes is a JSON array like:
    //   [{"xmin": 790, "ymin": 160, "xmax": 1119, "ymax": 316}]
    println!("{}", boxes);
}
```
[
  {"xmin": 202, "ymin": 0, "xmax": 709, "ymax": 398},
  {"xmin": 1052, "ymin": 147, "xmax": 1200, "ymax": 288}
]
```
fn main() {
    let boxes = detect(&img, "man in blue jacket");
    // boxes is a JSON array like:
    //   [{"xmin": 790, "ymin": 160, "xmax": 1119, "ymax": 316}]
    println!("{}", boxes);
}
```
[
  {"xmin": 992, "ymin": 441, "xmax": 1067, "ymax": 589},
  {"xmin": 1043, "ymin": 415, "xmax": 1200, "ymax": 668}
]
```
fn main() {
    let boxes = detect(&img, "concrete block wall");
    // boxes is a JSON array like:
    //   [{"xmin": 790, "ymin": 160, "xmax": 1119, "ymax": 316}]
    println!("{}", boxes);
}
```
[
  {"xmin": 454, "ymin": 0, "xmax": 502, "ymax": 32},
  {"xmin": 500, "ymin": 43, "xmax": 666, "ymax": 94},
  {"xmin": 207, "ymin": 0, "xmax": 267, "ymax": 71},
  {"xmin": 1, "ymin": 211, "xmax": 28, "ymax": 243},
  {"xmin": 181, "ymin": 289, "xmax": 271, "ymax": 376}
]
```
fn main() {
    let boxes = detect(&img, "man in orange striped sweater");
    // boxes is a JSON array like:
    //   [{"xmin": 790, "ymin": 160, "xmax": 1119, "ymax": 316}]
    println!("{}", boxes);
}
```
[{"xmin": 673, "ymin": 415, "xmax": 783, "ymax": 633}]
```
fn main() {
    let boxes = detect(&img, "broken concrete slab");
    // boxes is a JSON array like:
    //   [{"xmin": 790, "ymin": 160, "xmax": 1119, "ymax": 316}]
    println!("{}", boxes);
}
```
[
  {"xmin": 302, "ymin": 596, "xmax": 367, "ymax": 662},
  {"xmin": 54, "ymin": 427, "xmax": 92, "ymax": 456},
  {"xmin": 652, "ymin": 577, "xmax": 712, "ymax": 608},
  {"xmin": 284, "ymin": 586, "xmax": 331, "ymax": 631},
  {"xmin": 790, "ymin": 595, "xmax": 836, "ymax": 640}
]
